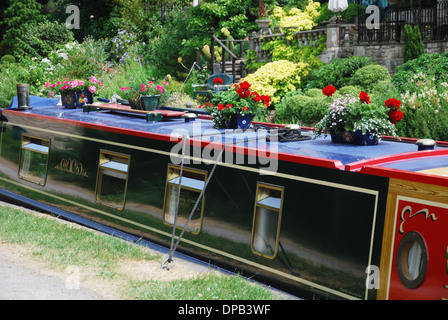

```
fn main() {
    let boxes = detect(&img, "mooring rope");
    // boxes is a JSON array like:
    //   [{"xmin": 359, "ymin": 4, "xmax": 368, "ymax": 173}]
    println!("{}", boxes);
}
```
[{"xmin": 162, "ymin": 136, "xmax": 227, "ymax": 271}]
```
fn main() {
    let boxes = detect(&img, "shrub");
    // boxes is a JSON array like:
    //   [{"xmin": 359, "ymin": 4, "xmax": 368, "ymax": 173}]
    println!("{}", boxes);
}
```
[
  {"xmin": 16, "ymin": 21, "xmax": 75, "ymax": 58},
  {"xmin": 392, "ymin": 52, "xmax": 448, "ymax": 92},
  {"xmin": 243, "ymin": 60, "xmax": 310, "ymax": 106},
  {"xmin": 403, "ymin": 24, "xmax": 425, "ymax": 63},
  {"xmin": 275, "ymin": 93, "xmax": 329, "ymax": 125},
  {"xmin": 349, "ymin": 64, "xmax": 391, "ymax": 91},
  {"xmin": 275, "ymin": 94, "xmax": 313, "ymax": 123},
  {"xmin": 1, "ymin": 55, "xmax": 16, "ymax": 64},
  {"xmin": 338, "ymin": 85, "xmax": 361, "ymax": 96},
  {"xmin": 304, "ymin": 88, "xmax": 324, "ymax": 97},
  {"xmin": 395, "ymin": 73, "xmax": 448, "ymax": 141},
  {"xmin": 305, "ymin": 56, "xmax": 375, "ymax": 89},
  {"xmin": 270, "ymin": 1, "xmax": 320, "ymax": 30},
  {"xmin": 301, "ymin": 96, "xmax": 328, "ymax": 125}
]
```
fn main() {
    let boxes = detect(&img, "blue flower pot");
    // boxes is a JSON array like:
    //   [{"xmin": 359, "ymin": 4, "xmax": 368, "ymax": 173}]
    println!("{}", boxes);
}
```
[
  {"xmin": 61, "ymin": 89, "xmax": 93, "ymax": 109},
  {"xmin": 330, "ymin": 130, "xmax": 378, "ymax": 145}
]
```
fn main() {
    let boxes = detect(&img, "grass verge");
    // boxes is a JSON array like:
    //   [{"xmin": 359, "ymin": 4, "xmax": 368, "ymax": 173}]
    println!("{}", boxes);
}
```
[{"xmin": 0, "ymin": 204, "xmax": 278, "ymax": 300}]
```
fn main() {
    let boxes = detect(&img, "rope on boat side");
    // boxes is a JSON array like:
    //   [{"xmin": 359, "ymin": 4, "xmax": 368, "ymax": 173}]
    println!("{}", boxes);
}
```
[{"xmin": 162, "ymin": 135, "xmax": 226, "ymax": 271}]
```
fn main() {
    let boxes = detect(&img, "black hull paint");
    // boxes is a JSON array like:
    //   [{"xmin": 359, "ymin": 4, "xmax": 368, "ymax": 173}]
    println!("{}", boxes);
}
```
[{"xmin": 0, "ymin": 108, "xmax": 391, "ymax": 300}]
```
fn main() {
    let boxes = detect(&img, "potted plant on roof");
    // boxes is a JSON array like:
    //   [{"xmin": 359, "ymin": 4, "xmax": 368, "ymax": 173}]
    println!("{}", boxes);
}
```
[
  {"xmin": 314, "ymin": 86, "xmax": 403, "ymax": 145},
  {"xmin": 45, "ymin": 76, "xmax": 104, "ymax": 108},
  {"xmin": 120, "ymin": 80, "xmax": 169, "ymax": 111},
  {"xmin": 200, "ymin": 81, "xmax": 269, "ymax": 129}
]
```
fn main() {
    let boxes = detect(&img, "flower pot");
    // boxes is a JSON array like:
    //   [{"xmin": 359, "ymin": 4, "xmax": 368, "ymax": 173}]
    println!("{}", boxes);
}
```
[
  {"xmin": 221, "ymin": 114, "xmax": 253, "ymax": 130},
  {"xmin": 255, "ymin": 19, "xmax": 271, "ymax": 33},
  {"xmin": 330, "ymin": 130, "xmax": 378, "ymax": 145},
  {"xmin": 61, "ymin": 89, "xmax": 93, "ymax": 109},
  {"xmin": 140, "ymin": 95, "xmax": 160, "ymax": 111},
  {"xmin": 235, "ymin": 114, "xmax": 253, "ymax": 129},
  {"xmin": 129, "ymin": 94, "xmax": 160, "ymax": 111}
]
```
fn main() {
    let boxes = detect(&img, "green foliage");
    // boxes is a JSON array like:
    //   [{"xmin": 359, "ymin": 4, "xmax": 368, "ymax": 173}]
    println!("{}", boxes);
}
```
[
  {"xmin": 392, "ymin": 51, "xmax": 448, "ymax": 93},
  {"xmin": 15, "ymin": 21, "xmax": 75, "ymax": 58},
  {"xmin": 349, "ymin": 64, "xmax": 391, "ymax": 91},
  {"xmin": 1, "ymin": 55, "xmax": 16, "ymax": 64},
  {"xmin": 314, "ymin": 3, "xmax": 362, "ymax": 25},
  {"xmin": 304, "ymin": 88, "xmax": 323, "ymax": 97},
  {"xmin": 305, "ymin": 56, "xmax": 375, "ymax": 89},
  {"xmin": 275, "ymin": 94, "xmax": 313, "ymax": 123},
  {"xmin": 403, "ymin": 24, "xmax": 425, "ymax": 63},
  {"xmin": 1, "ymin": 0, "xmax": 44, "ymax": 56},
  {"xmin": 145, "ymin": 9, "xmax": 206, "ymax": 79},
  {"xmin": 393, "ymin": 72, "xmax": 448, "ymax": 141},
  {"xmin": 193, "ymin": 0, "xmax": 259, "ymax": 39},
  {"xmin": 275, "ymin": 92, "xmax": 328, "ymax": 125},
  {"xmin": 244, "ymin": 60, "xmax": 310, "ymax": 105},
  {"xmin": 300, "ymin": 96, "xmax": 329, "ymax": 124},
  {"xmin": 338, "ymin": 85, "xmax": 361, "ymax": 96},
  {"xmin": 260, "ymin": 33, "xmax": 326, "ymax": 70}
]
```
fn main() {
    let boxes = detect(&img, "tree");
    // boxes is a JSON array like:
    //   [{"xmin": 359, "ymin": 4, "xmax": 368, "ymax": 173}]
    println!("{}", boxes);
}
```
[
  {"xmin": 403, "ymin": 24, "xmax": 425, "ymax": 63},
  {"xmin": 1, "ymin": 0, "xmax": 44, "ymax": 55}
]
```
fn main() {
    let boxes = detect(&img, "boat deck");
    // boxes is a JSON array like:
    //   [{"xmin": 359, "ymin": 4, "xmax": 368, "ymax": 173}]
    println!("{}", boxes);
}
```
[{"xmin": 3, "ymin": 96, "xmax": 448, "ymax": 173}]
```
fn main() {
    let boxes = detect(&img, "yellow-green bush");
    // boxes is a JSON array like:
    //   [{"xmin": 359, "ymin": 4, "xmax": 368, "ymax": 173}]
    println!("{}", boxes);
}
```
[
  {"xmin": 244, "ymin": 60, "xmax": 310, "ymax": 105},
  {"xmin": 271, "ymin": 1, "xmax": 320, "ymax": 30}
]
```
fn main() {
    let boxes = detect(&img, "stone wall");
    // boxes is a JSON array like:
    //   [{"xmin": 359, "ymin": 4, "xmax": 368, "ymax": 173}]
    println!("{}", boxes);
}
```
[{"xmin": 318, "ymin": 25, "xmax": 448, "ymax": 74}]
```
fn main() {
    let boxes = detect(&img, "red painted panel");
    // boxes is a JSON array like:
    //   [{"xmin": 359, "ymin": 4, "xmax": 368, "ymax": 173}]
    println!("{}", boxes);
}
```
[{"xmin": 389, "ymin": 198, "xmax": 448, "ymax": 300}]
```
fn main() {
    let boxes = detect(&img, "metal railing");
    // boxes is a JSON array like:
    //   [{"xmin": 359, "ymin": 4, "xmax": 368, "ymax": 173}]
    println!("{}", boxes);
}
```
[{"xmin": 358, "ymin": 1, "xmax": 448, "ymax": 43}]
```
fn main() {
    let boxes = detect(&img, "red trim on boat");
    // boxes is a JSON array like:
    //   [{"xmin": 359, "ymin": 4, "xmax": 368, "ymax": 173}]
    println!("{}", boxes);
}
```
[
  {"xmin": 359, "ymin": 165, "xmax": 448, "ymax": 187},
  {"xmin": 345, "ymin": 149, "xmax": 448, "ymax": 172},
  {"xmin": 3, "ymin": 109, "xmax": 343, "ymax": 170}
]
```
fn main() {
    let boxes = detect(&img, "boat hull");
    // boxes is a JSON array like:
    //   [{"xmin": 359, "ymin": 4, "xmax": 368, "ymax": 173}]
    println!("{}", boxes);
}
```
[{"xmin": 1, "ymin": 99, "xmax": 447, "ymax": 300}]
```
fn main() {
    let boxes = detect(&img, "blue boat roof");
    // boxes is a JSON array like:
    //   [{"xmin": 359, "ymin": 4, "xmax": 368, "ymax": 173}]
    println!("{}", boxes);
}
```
[{"xmin": 4, "ymin": 96, "xmax": 447, "ymax": 171}]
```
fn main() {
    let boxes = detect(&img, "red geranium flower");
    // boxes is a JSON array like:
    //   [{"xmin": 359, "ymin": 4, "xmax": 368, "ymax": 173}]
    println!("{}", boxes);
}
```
[
  {"xmin": 388, "ymin": 109, "xmax": 404, "ymax": 124},
  {"xmin": 218, "ymin": 103, "xmax": 225, "ymax": 111},
  {"xmin": 260, "ymin": 95, "xmax": 270, "ymax": 107},
  {"xmin": 322, "ymin": 85, "xmax": 336, "ymax": 97},
  {"xmin": 213, "ymin": 77, "xmax": 223, "ymax": 85},
  {"xmin": 385, "ymin": 98, "xmax": 401, "ymax": 110},
  {"xmin": 359, "ymin": 91, "xmax": 371, "ymax": 104}
]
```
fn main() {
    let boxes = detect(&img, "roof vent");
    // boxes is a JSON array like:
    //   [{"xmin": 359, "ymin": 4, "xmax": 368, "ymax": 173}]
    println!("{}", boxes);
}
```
[{"xmin": 416, "ymin": 139, "xmax": 436, "ymax": 151}]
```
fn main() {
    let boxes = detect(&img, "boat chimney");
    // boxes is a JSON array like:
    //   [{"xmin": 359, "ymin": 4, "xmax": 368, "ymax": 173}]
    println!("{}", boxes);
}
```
[
  {"xmin": 16, "ymin": 84, "xmax": 31, "ymax": 110},
  {"xmin": 416, "ymin": 139, "xmax": 436, "ymax": 151}
]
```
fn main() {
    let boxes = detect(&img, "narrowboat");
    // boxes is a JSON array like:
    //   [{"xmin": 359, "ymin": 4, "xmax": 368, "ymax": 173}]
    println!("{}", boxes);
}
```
[{"xmin": 1, "ymin": 95, "xmax": 447, "ymax": 300}]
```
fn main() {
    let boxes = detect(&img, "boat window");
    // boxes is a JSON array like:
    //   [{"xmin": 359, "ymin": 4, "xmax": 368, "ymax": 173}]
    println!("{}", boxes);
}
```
[
  {"xmin": 396, "ymin": 231, "xmax": 428, "ymax": 289},
  {"xmin": 95, "ymin": 150, "xmax": 130, "ymax": 210},
  {"xmin": 163, "ymin": 164, "xmax": 207, "ymax": 235},
  {"xmin": 251, "ymin": 183, "xmax": 284, "ymax": 259},
  {"xmin": 19, "ymin": 135, "xmax": 50, "ymax": 186}
]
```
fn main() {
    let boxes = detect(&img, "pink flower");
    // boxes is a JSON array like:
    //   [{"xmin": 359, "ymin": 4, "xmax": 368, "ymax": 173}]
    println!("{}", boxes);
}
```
[
  {"xmin": 90, "ymin": 76, "xmax": 98, "ymax": 84},
  {"xmin": 89, "ymin": 85, "xmax": 97, "ymax": 93},
  {"xmin": 45, "ymin": 82, "xmax": 51, "ymax": 88}
]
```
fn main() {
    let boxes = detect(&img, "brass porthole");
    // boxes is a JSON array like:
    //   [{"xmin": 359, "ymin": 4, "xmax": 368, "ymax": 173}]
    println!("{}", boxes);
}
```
[{"xmin": 396, "ymin": 231, "xmax": 428, "ymax": 289}]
